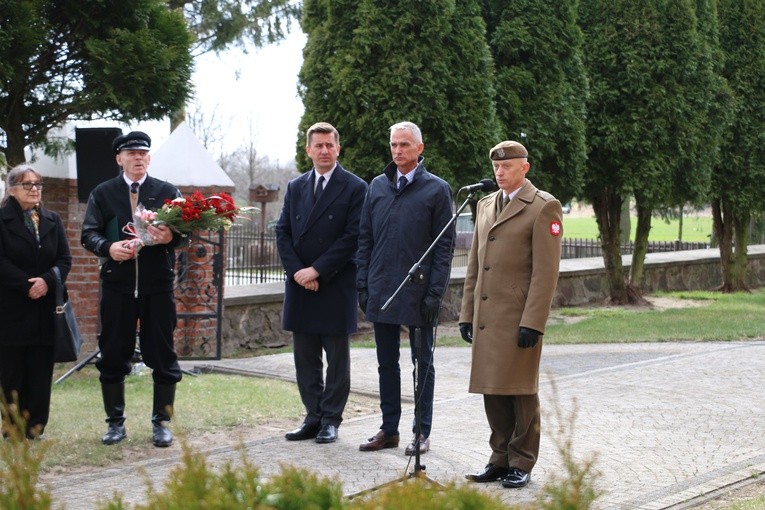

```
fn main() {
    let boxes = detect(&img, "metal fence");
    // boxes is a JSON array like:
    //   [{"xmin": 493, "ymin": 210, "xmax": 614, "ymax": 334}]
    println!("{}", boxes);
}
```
[
  {"xmin": 225, "ymin": 221, "xmax": 283, "ymax": 285},
  {"xmin": 224, "ymin": 220, "xmax": 710, "ymax": 285},
  {"xmin": 561, "ymin": 238, "xmax": 710, "ymax": 259}
]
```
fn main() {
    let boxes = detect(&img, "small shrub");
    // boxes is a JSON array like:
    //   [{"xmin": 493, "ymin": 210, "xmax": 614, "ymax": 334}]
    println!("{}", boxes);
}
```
[
  {"xmin": 266, "ymin": 465, "xmax": 345, "ymax": 509},
  {"xmin": 119, "ymin": 442, "xmax": 345, "ymax": 510},
  {"xmin": 535, "ymin": 379, "xmax": 602, "ymax": 510},
  {"xmin": 0, "ymin": 395, "xmax": 53, "ymax": 510},
  {"xmin": 349, "ymin": 478, "xmax": 509, "ymax": 510},
  {"xmin": 126, "ymin": 443, "xmax": 263, "ymax": 509}
]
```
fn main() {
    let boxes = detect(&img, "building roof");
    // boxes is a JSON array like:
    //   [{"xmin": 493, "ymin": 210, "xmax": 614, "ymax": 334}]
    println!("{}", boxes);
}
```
[{"xmin": 149, "ymin": 122, "xmax": 234, "ymax": 187}]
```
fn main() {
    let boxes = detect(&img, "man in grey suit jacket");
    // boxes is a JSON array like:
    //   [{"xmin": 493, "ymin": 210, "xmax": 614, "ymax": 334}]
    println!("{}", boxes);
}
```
[{"xmin": 275, "ymin": 122, "xmax": 368, "ymax": 444}]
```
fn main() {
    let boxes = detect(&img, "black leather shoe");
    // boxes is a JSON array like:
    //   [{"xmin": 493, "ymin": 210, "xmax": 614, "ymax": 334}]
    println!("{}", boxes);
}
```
[
  {"xmin": 285, "ymin": 422, "xmax": 320, "ymax": 441},
  {"xmin": 315, "ymin": 424, "xmax": 338, "ymax": 443},
  {"xmin": 501, "ymin": 468, "xmax": 531, "ymax": 488},
  {"xmin": 102, "ymin": 424, "xmax": 127, "ymax": 445},
  {"xmin": 465, "ymin": 463, "xmax": 511, "ymax": 483},
  {"xmin": 152, "ymin": 424, "xmax": 174, "ymax": 448}
]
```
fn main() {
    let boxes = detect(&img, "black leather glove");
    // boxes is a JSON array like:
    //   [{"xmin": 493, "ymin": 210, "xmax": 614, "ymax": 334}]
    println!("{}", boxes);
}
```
[
  {"xmin": 459, "ymin": 323, "xmax": 473, "ymax": 344},
  {"xmin": 358, "ymin": 290, "xmax": 368, "ymax": 313},
  {"xmin": 421, "ymin": 295, "xmax": 441, "ymax": 324},
  {"xmin": 518, "ymin": 327, "xmax": 541, "ymax": 348}
]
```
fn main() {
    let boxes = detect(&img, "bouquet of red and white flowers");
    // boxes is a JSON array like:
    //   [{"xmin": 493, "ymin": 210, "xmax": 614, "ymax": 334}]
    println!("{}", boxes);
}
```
[
  {"xmin": 152, "ymin": 191, "xmax": 253, "ymax": 234},
  {"xmin": 125, "ymin": 191, "xmax": 255, "ymax": 250}
]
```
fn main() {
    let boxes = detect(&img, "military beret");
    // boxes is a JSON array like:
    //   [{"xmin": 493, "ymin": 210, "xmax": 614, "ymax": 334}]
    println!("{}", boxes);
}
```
[
  {"xmin": 113, "ymin": 131, "xmax": 151, "ymax": 154},
  {"xmin": 489, "ymin": 140, "xmax": 528, "ymax": 160}
]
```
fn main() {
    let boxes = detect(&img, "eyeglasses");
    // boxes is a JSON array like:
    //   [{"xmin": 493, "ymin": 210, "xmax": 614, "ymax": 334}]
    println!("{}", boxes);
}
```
[{"xmin": 17, "ymin": 182, "xmax": 44, "ymax": 190}]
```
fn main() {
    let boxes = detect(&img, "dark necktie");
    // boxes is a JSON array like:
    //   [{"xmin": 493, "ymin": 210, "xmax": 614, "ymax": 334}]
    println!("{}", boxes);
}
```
[
  {"xmin": 130, "ymin": 182, "xmax": 139, "ymax": 210},
  {"xmin": 498, "ymin": 194, "xmax": 509, "ymax": 215},
  {"xmin": 398, "ymin": 175, "xmax": 407, "ymax": 191},
  {"xmin": 314, "ymin": 175, "xmax": 325, "ymax": 204}
]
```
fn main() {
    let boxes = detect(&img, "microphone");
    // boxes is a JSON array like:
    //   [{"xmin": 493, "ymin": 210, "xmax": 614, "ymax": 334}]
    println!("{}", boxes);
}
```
[{"xmin": 460, "ymin": 179, "xmax": 497, "ymax": 193}]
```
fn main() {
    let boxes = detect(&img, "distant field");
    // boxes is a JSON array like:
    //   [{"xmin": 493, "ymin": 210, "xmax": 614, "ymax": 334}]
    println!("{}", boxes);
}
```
[{"xmin": 562, "ymin": 215, "xmax": 713, "ymax": 243}]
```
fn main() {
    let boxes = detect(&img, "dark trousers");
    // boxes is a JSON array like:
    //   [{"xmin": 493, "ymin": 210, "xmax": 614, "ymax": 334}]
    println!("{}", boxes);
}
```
[
  {"xmin": 484, "ymin": 393, "xmax": 541, "ymax": 473},
  {"xmin": 96, "ymin": 288, "xmax": 182, "ymax": 385},
  {"xmin": 292, "ymin": 332, "xmax": 350, "ymax": 427},
  {"xmin": 0, "ymin": 344, "xmax": 55, "ymax": 436},
  {"xmin": 373, "ymin": 322, "xmax": 435, "ymax": 438}
]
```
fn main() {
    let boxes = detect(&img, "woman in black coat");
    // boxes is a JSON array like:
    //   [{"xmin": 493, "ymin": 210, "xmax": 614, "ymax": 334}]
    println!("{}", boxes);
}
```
[{"xmin": 0, "ymin": 165, "xmax": 72, "ymax": 439}]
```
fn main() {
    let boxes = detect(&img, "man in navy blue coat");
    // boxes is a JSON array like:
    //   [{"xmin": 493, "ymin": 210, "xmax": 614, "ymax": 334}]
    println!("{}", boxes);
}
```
[
  {"xmin": 275, "ymin": 122, "xmax": 367, "ymax": 444},
  {"xmin": 356, "ymin": 121, "xmax": 455, "ymax": 456}
]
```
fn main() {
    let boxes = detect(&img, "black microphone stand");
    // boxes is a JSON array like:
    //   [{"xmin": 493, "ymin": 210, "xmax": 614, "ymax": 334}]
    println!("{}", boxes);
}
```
[{"xmin": 377, "ymin": 185, "xmax": 485, "ymax": 479}]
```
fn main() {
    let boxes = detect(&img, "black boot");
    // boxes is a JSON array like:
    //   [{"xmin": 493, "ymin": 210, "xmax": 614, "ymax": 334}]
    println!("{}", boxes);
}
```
[
  {"xmin": 101, "ymin": 383, "xmax": 126, "ymax": 445},
  {"xmin": 152, "ymin": 383, "xmax": 175, "ymax": 447}
]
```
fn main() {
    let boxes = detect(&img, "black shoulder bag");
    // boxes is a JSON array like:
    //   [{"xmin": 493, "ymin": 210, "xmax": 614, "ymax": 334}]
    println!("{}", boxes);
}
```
[{"xmin": 52, "ymin": 266, "xmax": 83, "ymax": 363}]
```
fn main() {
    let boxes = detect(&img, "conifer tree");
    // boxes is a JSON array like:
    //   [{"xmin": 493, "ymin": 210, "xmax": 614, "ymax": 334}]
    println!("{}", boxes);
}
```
[
  {"xmin": 482, "ymin": 0, "xmax": 587, "ymax": 204},
  {"xmin": 297, "ymin": 0, "xmax": 498, "ymax": 189},
  {"xmin": 579, "ymin": 0, "xmax": 719, "ymax": 301},
  {"xmin": 712, "ymin": 0, "xmax": 765, "ymax": 291}
]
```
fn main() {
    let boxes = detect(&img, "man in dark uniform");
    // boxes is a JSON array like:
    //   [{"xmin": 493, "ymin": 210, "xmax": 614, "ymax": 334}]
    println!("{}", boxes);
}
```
[
  {"xmin": 460, "ymin": 140, "xmax": 562, "ymax": 488},
  {"xmin": 81, "ymin": 131, "xmax": 185, "ymax": 447},
  {"xmin": 276, "ymin": 122, "xmax": 367, "ymax": 444}
]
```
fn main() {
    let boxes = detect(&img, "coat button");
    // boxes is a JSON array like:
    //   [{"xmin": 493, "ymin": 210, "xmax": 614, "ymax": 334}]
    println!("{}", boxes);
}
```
[
  {"xmin": 479, "ymin": 325, "xmax": 485, "ymax": 330},
  {"xmin": 484, "ymin": 265, "xmax": 490, "ymax": 271},
  {"xmin": 481, "ymin": 295, "xmax": 488, "ymax": 300},
  {"xmin": 489, "ymin": 235, "xmax": 496, "ymax": 241}
]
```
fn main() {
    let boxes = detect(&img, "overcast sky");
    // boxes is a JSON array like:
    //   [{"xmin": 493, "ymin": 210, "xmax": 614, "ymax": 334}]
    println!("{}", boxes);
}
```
[{"xmin": 134, "ymin": 30, "xmax": 307, "ymax": 165}]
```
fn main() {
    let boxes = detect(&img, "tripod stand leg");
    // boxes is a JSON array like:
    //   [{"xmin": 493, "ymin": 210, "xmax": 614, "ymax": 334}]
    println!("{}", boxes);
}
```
[
  {"xmin": 55, "ymin": 347, "xmax": 197, "ymax": 385},
  {"xmin": 55, "ymin": 349, "xmax": 101, "ymax": 384}
]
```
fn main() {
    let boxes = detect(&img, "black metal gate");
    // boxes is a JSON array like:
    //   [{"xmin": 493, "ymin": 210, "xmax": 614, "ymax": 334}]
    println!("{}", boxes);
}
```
[{"xmin": 173, "ymin": 230, "xmax": 224, "ymax": 360}]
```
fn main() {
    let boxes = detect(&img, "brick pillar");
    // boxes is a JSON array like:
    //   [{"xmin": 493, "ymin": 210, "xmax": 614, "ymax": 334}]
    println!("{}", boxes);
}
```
[{"xmin": 173, "ymin": 185, "xmax": 235, "ymax": 359}]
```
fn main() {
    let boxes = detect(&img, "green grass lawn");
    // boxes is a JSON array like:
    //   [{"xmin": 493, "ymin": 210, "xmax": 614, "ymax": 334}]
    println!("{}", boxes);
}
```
[
  {"xmin": 542, "ymin": 290, "xmax": 765, "ymax": 344},
  {"xmin": 39, "ymin": 372, "xmax": 305, "ymax": 469},
  {"xmin": 428, "ymin": 289, "xmax": 765, "ymax": 346},
  {"xmin": 563, "ymin": 215, "xmax": 713, "ymax": 243}
]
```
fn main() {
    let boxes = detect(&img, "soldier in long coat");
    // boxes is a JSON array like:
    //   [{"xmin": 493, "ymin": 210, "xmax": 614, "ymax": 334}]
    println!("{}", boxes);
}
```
[{"xmin": 459, "ymin": 140, "xmax": 562, "ymax": 489}]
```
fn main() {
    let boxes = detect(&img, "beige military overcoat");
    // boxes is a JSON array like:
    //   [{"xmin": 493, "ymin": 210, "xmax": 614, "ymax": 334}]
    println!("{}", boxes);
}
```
[{"xmin": 459, "ymin": 179, "xmax": 562, "ymax": 395}]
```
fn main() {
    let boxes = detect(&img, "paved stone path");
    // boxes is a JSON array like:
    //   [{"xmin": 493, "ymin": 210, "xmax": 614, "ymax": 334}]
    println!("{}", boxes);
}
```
[{"xmin": 46, "ymin": 341, "xmax": 765, "ymax": 509}]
